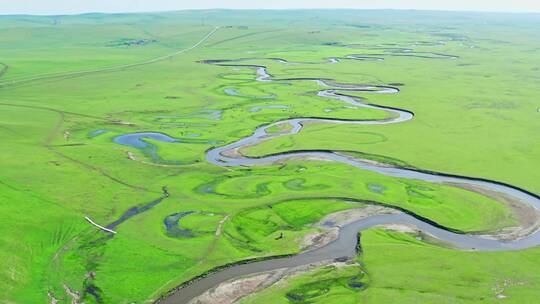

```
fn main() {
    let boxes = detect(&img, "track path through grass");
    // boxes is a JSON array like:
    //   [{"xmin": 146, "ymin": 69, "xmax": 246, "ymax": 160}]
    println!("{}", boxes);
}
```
[
  {"xmin": 0, "ymin": 26, "xmax": 220, "ymax": 88},
  {"xmin": 0, "ymin": 102, "xmax": 149, "ymax": 191}
]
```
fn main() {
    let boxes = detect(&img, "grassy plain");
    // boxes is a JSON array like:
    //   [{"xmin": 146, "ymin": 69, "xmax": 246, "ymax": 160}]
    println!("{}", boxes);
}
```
[
  {"xmin": 0, "ymin": 9, "xmax": 539, "ymax": 304},
  {"xmin": 242, "ymin": 228, "xmax": 540, "ymax": 304}
]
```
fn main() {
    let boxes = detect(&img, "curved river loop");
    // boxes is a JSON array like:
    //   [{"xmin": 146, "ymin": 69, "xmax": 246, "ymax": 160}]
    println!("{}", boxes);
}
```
[{"xmin": 156, "ymin": 57, "xmax": 540, "ymax": 304}]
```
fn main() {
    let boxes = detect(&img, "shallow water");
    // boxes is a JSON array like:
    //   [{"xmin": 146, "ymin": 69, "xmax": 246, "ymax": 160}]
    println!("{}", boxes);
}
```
[
  {"xmin": 113, "ymin": 132, "xmax": 178, "ymax": 149},
  {"xmin": 113, "ymin": 132, "xmax": 222, "ymax": 164},
  {"xmin": 249, "ymin": 105, "xmax": 290, "ymax": 112},
  {"xmin": 155, "ymin": 109, "xmax": 223, "ymax": 121},
  {"xmin": 164, "ymin": 211, "xmax": 196, "ymax": 238},
  {"xmin": 89, "ymin": 129, "xmax": 107, "ymax": 137},
  {"xmin": 224, "ymin": 88, "xmax": 275, "ymax": 99},
  {"xmin": 107, "ymin": 189, "xmax": 168, "ymax": 230}
]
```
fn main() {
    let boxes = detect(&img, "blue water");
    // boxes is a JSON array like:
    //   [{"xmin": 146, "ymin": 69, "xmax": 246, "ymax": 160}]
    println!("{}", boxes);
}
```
[
  {"xmin": 89, "ymin": 129, "xmax": 108, "ymax": 137},
  {"xmin": 113, "ymin": 132, "xmax": 222, "ymax": 164},
  {"xmin": 249, "ymin": 105, "xmax": 290, "ymax": 112}
]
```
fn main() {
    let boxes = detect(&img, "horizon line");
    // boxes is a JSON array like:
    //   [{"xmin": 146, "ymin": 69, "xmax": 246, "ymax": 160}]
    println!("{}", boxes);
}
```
[{"xmin": 2, "ymin": 8, "xmax": 540, "ymax": 17}]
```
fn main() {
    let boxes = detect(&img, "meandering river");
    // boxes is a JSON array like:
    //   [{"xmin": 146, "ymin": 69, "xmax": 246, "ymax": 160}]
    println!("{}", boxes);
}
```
[{"xmin": 155, "ymin": 59, "xmax": 540, "ymax": 304}]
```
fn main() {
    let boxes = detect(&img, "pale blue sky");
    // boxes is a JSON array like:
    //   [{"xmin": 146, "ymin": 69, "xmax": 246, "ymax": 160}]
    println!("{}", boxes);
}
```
[{"xmin": 1, "ymin": 0, "xmax": 539, "ymax": 15}]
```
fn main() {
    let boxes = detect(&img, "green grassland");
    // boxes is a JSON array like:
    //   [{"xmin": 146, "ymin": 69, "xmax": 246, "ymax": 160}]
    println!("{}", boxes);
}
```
[
  {"xmin": 242, "ymin": 228, "xmax": 540, "ymax": 304},
  {"xmin": 0, "ymin": 9, "xmax": 539, "ymax": 304},
  {"xmin": 241, "ymin": 262, "xmax": 368, "ymax": 304}
]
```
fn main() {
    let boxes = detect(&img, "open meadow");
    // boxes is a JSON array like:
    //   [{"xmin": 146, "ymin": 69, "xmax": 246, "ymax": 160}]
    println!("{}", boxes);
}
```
[{"xmin": 1, "ymin": 9, "xmax": 539, "ymax": 303}]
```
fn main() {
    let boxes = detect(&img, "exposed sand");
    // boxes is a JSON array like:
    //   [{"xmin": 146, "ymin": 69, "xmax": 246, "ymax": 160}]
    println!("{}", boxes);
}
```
[
  {"xmin": 111, "ymin": 120, "xmax": 136, "ymax": 126},
  {"xmin": 189, "ymin": 261, "xmax": 355, "ymax": 304},
  {"xmin": 216, "ymin": 215, "xmax": 230, "ymax": 236},
  {"xmin": 318, "ymin": 205, "xmax": 399, "ymax": 228},
  {"xmin": 47, "ymin": 291, "xmax": 59, "ymax": 304},
  {"xmin": 299, "ymin": 206, "xmax": 399, "ymax": 252},
  {"xmin": 63, "ymin": 131, "xmax": 71, "ymax": 141},
  {"xmin": 447, "ymin": 182, "xmax": 540, "ymax": 241},
  {"xmin": 188, "ymin": 270, "xmax": 287, "ymax": 304},
  {"xmin": 376, "ymin": 223, "xmax": 418, "ymax": 234},
  {"xmin": 301, "ymin": 227, "xmax": 339, "ymax": 251},
  {"xmin": 127, "ymin": 151, "xmax": 136, "ymax": 160},
  {"xmin": 63, "ymin": 284, "xmax": 81, "ymax": 304}
]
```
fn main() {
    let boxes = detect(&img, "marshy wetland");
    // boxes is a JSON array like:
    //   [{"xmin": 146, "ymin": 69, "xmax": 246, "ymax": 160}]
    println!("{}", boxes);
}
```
[{"xmin": 1, "ymin": 9, "xmax": 540, "ymax": 304}]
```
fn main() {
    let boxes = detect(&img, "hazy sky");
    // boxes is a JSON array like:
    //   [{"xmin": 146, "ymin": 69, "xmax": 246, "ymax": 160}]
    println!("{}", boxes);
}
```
[{"xmin": 1, "ymin": 0, "xmax": 539, "ymax": 15}]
